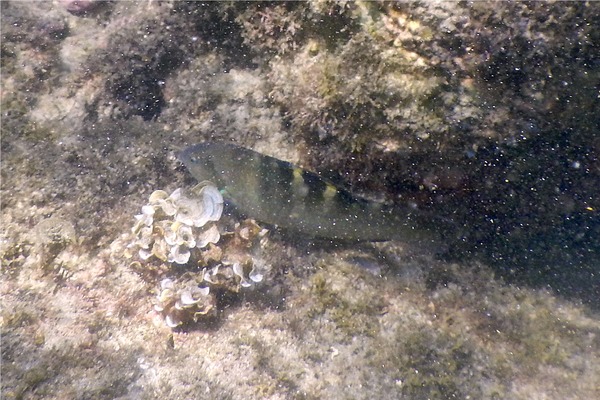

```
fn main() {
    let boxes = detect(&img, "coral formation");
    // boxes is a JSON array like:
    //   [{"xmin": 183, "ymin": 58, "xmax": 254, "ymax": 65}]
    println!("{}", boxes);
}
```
[
  {"xmin": 153, "ymin": 251, "xmax": 268, "ymax": 329},
  {"xmin": 154, "ymin": 276, "xmax": 215, "ymax": 328},
  {"xmin": 129, "ymin": 184, "xmax": 269, "ymax": 328},
  {"xmin": 130, "ymin": 183, "xmax": 223, "ymax": 265}
]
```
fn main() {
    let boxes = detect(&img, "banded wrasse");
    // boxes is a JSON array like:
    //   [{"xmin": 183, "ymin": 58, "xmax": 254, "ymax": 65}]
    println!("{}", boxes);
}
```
[{"xmin": 179, "ymin": 142, "xmax": 441, "ymax": 243}]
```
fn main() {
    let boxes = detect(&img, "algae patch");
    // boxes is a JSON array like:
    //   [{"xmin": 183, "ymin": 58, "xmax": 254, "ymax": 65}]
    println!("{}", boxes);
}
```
[{"xmin": 127, "ymin": 183, "xmax": 270, "ymax": 328}]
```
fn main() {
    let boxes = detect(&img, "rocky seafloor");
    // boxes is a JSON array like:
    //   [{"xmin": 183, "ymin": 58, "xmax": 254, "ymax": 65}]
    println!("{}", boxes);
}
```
[{"xmin": 1, "ymin": 1, "xmax": 599, "ymax": 399}]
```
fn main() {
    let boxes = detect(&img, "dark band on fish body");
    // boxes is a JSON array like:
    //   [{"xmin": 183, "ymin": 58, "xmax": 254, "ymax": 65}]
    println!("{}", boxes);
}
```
[
  {"xmin": 259, "ymin": 154, "xmax": 295, "ymax": 204},
  {"xmin": 178, "ymin": 142, "xmax": 440, "ymax": 242},
  {"xmin": 300, "ymin": 169, "xmax": 328, "ymax": 206}
]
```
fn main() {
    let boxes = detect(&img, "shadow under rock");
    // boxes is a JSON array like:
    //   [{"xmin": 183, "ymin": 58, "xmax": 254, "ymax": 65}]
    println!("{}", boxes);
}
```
[{"xmin": 443, "ymin": 199, "xmax": 600, "ymax": 311}]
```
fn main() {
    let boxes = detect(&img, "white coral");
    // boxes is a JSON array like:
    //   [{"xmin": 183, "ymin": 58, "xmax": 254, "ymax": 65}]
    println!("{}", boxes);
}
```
[
  {"xmin": 131, "ymin": 183, "xmax": 224, "ymax": 265},
  {"xmin": 154, "ymin": 278, "xmax": 215, "ymax": 328},
  {"xmin": 197, "ymin": 224, "xmax": 221, "ymax": 248}
]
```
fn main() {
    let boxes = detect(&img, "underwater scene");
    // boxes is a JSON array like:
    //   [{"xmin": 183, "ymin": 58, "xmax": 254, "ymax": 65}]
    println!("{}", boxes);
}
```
[{"xmin": 1, "ymin": 1, "xmax": 599, "ymax": 399}]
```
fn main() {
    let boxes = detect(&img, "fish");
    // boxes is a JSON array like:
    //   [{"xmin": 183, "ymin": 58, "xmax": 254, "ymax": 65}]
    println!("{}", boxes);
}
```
[{"xmin": 178, "ymin": 142, "xmax": 441, "ymax": 243}]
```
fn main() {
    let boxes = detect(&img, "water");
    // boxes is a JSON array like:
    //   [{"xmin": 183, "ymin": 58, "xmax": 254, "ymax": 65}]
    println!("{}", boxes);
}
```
[{"xmin": 1, "ymin": 1, "xmax": 599, "ymax": 399}]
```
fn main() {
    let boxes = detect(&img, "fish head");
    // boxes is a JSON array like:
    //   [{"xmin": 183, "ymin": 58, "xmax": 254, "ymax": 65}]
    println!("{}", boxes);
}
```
[
  {"xmin": 178, "ymin": 142, "xmax": 225, "ymax": 186},
  {"xmin": 179, "ymin": 142, "xmax": 282, "ymax": 220}
]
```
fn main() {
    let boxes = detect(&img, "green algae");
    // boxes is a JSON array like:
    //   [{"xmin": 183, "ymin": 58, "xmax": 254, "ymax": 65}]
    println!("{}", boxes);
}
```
[
  {"xmin": 392, "ymin": 330, "xmax": 472, "ymax": 399},
  {"xmin": 0, "ymin": 242, "xmax": 31, "ymax": 278},
  {"xmin": 306, "ymin": 260, "xmax": 385, "ymax": 340}
]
